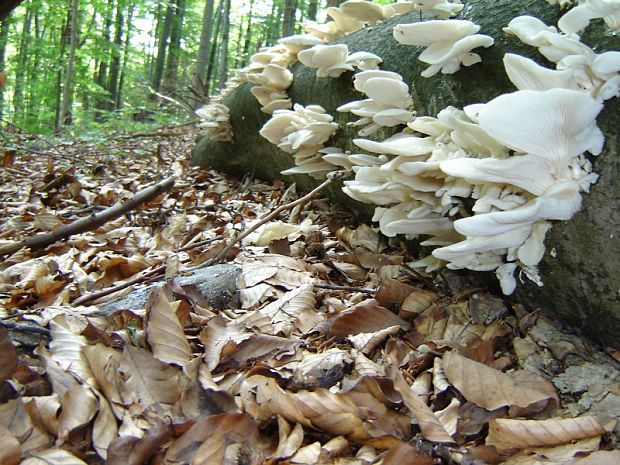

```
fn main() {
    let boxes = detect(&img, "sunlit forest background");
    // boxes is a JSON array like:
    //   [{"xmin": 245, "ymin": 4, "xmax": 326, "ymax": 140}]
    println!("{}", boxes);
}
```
[{"xmin": 0, "ymin": 0, "xmax": 394, "ymax": 136}]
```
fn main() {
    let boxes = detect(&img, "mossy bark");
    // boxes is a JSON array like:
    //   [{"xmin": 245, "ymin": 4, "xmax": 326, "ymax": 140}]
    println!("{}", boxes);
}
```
[{"xmin": 191, "ymin": 0, "xmax": 620, "ymax": 347}]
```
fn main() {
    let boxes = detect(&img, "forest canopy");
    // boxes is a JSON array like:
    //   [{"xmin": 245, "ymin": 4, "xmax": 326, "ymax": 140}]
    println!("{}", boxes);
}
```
[{"xmin": 0, "ymin": 0, "xmax": 358, "ymax": 135}]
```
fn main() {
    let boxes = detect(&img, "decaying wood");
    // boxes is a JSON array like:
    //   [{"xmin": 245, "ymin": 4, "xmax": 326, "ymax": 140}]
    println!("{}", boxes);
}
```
[{"xmin": 0, "ymin": 176, "xmax": 176, "ymax": 257}]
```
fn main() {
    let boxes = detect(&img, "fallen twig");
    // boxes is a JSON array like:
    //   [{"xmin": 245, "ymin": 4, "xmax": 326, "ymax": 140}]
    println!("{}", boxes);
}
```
[
  {"xmin": 191, "ymin": 171, "xmax": 348, "ymax": 270},
  {"xmin": 313, "ymin": 283, "xmax": 376, "ymax": 293},
  {"xmin": 0, "ymin": 320, "xmax": 51, "ymax": 337},
  {"xmin": 0, "ymin": 176, "xmax": 176, "ymax": 257}
]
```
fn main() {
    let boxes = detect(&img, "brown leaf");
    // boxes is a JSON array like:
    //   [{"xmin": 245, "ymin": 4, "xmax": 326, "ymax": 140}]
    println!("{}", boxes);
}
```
[
  {"xmin": 21, "ymin": 448, "xmax": 88, "ymax": 465},
  {"xmin": 442, "ymin": 351, "xmax": 558, "ymax": 412},
  {"xmin": 82, "ymin": 344, "xmax": 123, "ymax": 417},
  {"xmin": 375, "ymin": 278, "xmax": 417, "ymax": 308},
  {"xmin": 118, "ymin": 344, "xmax": 181, "ymax": 412},
  {"xmin": 0, "ymin": 423, "xmax": 21, "ymax": 465},
  {"xmin": 91, "ymin": 389, "xmax": 119, "ymax": 460},
  {"xmin": 0, "ymin": 398, "xmax": 52, "ymax": 455},
  {"xmin": 486, "ymin": 417, "xmax": 606, "ymax": 452},
  {"xmin": 382, "ymin": 441, "xmax": 433, "ymax": 465},
  {"xmin": 391, "ymin": 370, "xmax": 455, "ymax": 443},
  {"xmin": 145, "ymin": 287, "xmax": 192, "ymax": 366},
  {"xmin": 57, "ymin": 384, "xmax": 97, "ymax": 440},
  {"xmin": 164, "ymin": 413, "xmax": 264, "ymax": 465},
  {"xmin": 0, "ymin": 328, "xmax": 17, "ymax": 382},
  {"xmin": 107, "ymin": 420, "xmax": 171, "ymax": 465},
  {"xmin": 400, "ymin": 289, "xmax": 438, "ymax": 318},
  {"xmin": 326, "ymin": 299, "xmax": 409, "ymax": 338},
  {"xmin": 49, "ymin": 320, "xmax": 94, "ymax": 385}
]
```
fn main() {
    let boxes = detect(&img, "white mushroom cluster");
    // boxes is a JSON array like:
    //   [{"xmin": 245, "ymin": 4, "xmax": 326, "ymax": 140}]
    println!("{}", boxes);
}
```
[
  {"xmin": 557, "ymin": 0, "xmax": 620, "ymax": 33},
  {"xmin": 195, "ymin": 103, "xmax": 233, "ymax": 142},
  {"xmin": 337, "ymin": 70, "xmax": 415, "ymax": 135},
  {"xmin": 393, "ymin": 20, "xmax": 495, "ymax": 77},
  {"xmin": 411, "ymin": 0, "xmax": 464, "ymax": 19},
  {"xmin": 504, "ymin": 16, "xmax": 620, "ymax": 101},
  {"xmin": 259, "ymin": 104, "xmax": 339, "ymax": 179},
  {"xmin": 298, "ymin": 44, "xmax": 382, "ymax": 78}
]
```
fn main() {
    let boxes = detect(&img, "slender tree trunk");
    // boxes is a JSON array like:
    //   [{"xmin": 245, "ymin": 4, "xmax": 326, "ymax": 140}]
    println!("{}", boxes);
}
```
[
  {"xmin": 162, "ymin": 0, "xmax": 185, "ymax": 95},
  {"xmin": 107, "ymin": 0, "xmax": 123, "ymax": 109},
  {"xmin": 193, "ymin": 0, "xmax": 215, "ymax": 102},
  {"xmin": 282, "ymin": 0, "xmax": 297, "ymax": 37},
  {"xmin": 152, "ymin": 0, "xmax": 174, "ymax": 92},
  {"xmin": 0, "ymin": 0, "xmax": 24, "ymax": 21},
  {"xmin": 57, "ymin": 0, "xmax": 79, "ymax": 132},
  {"xmin": 13, "ymin": 7, "xmax": 32, "ymax": 121},
  {"xmin": 233, "ymin": 0, "xmax": 246, "ymax": 69},
  {"xmin": 116, "ymin": 0, "xmax": 134, "ymax": 110},
  {"xmin": 95, "ymin": 1, "xmax": 113, "ymax": 120},
  {"xmin": 205, "ymin": 0, "xmax": 224, "ymax": 97},
  {"xmin": 240, "ymin": 0, "xmax": 254, "ymax": 66},
  {"xmin": 307, "ymin": 0, "xmax": 318, "ymax": 21},
  {"xmin": 326, "ymin": 0, "xmax": 344, "ymax": 7},
  {"xmin": 0, "ymin": 17, "xmax": 11, "ymax": 120},
  {"xmin": 217, "ymin": 0, "xmax": 231, "ymax": 91}
]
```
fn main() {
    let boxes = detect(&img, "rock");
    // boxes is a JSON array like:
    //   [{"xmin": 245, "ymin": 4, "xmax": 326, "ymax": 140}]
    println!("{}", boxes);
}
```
[
  {"xmin": 191, "ymin": 1, "xmax": 620, "ymax": 347},
  {"xmin": 97, "ymin": 264, "xmax": 240, "ymax": 316}
]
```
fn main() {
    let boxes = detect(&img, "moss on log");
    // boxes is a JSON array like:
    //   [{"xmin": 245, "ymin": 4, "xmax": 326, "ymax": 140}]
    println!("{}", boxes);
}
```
[{"xmin": 191, "ymin": 0, "xmax": 620, "ymax": 347}]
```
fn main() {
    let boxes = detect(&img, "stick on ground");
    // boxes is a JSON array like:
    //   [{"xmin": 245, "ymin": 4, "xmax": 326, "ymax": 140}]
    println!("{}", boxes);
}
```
[{"xmin": 0, "ymin": 176, "xmax": 176, "ymax": 257}]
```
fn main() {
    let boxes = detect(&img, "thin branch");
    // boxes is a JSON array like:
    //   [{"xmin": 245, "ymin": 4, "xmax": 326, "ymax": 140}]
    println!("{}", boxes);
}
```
[
  {"xmin": 0, "ymin": 320, "xmax": 51, "ymax": 337},
  {"xmin": 0, "ymin": 176, "xmax": 176, "ymax": 257},
  {"xmin": 190, "ymin": 171, "xmax": 348, "ymax": 270},
  {"xmin": 314, "ymin": 283, "xmax": 376, "ymax": 293}
]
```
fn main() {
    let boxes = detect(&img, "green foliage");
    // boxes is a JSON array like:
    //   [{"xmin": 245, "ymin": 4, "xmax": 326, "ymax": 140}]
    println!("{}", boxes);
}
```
[{"xmin": 0, "ymin": 0, "xmax": 333, "ymax": 136}]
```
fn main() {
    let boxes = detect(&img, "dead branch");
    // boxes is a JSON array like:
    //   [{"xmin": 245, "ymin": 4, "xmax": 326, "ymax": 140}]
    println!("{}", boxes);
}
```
[
  {"xmin": 0, "ymin": 320, "xmax": 51, "ymax": 337},
  {"xmin": 313, "ymin": 283, "xmax": 376, "ymax": 293},
  {"xmin": 0, "ymin": 176, "xmax": 176, "ymax": 257},
  {"xmin": 191, "ymin": 171, "xmax": 349, "ymax": 270}
]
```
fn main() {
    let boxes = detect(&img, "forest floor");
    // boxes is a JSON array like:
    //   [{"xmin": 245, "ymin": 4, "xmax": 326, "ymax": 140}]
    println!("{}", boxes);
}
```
[{"xmin": 0, "ymin": 122, "xmax": 619, "ymax": 465}]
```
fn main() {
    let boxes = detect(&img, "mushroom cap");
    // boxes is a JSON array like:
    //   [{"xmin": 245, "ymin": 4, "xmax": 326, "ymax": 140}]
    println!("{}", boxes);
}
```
[
  {"xmin": 362, "ymin": 77, "xmax": 411, "ymax": 107},
  {"xmin": 503, "ymin": 15, "xmax": 558, "ymax": 46},
  {"xmin": 346, "ymin": 51, "xmax": 383, "ymax": 70},
  {"xmin": 353, "ymin": 70, "xmax": 403, "ymax": 92},
  {"xmin": 418, "ymin": 34, "xmax": 495, "ymax": 65},
  {"xmin": 260, "ymin": 99, "xmax": 293, "ymax": 114},
  {"xmin": 354, "ymin": 133, "xmax": 437, "ymax": 156},
  {"xmin": 278, "ymin": 34, "xmax": 324, "ymax": 53},
  {"xmin": 341, "ymin": 0, "xmax": 386, "ymax": 23},
  {"xmin": 591, "ymin": 51, "xmax": 620, "ymax": 79},
  {"xmin": 392, "ymin": 2, "xmax": 415, "ymax": 15},
  {"xmin": 298, "ymin": 44, "xmax": 349, "ymax": 68},
  {"xmin": 261, "ymin": 64, "xmax": 294, "ymax": 89},
  {"xmin": 478, "ymin": 89, "xmax": 605, "ymax": 167},
  {"xmin": 393, "ymin": 20, "xmax": 480, "ymax": 46},
  {"xmin": 558, "ymin": 0, "xmax": 620, "ymax": 33},
  {"xmin": 440, "ymin": 154, "xmax": 556, "ymax": 196},
  {"xmin": 373, "ymin": 109, "xmax": 415, "ymax": 126},
  {"xmin": 503, "ymin": 53, "xmax": 585, "ymax": 92},
  {"xmin": 326, "ymin": 7, "xmax": 366, "ymax": 34}
]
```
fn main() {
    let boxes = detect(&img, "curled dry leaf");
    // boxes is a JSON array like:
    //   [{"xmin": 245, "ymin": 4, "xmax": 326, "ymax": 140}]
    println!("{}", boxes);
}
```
[
  {"xmin": 21, "ymin": 448, "xmax": 88, "ymax": 465},
  {"xmin": 91, "ymin": 389, "xmax": 118, "ymax": 460},
  {"xmin": 0, "ymin": 398, "xmax": 52, "ymax": 455},
  {"xmin": 391, "ymin": 370, "xmax": 455, "ymax": 443},
  {"xmin": 144, "ymin": 287, "xmax": 192, "ymax": 366},
  {"xmin": 82, "ymin": 344, "xmax": 123, "ymax": 418},
  {"xmin": 107, "ymin": 420, "xmax": 171, "ymax": 465},
  {"xmin": 57, "ymin": 384, "xmax": 97, "ymax": 441},
  {"xmin": 164, "ymin": 413, "xmax": 264, "ymax": 465},
  {"xmin": 325, "ymin": 298, "xmax": 409, "ymax": 338},
  {"xmin": 486, "ymin": 416, "xmax": 606, "ymax": 452},
  {"xmin": 49, "ymin": 320, "xmax": 94, "ymax": 385},
  {"xmin": 118, "ymin": 344, "xmax": 181, "ymax": 412},
  {"xmin": 442, "ymin": 350, "xmax": 558, "ymax": 412},
  {"xmin": 0, "ymin": 423, "xmax": 21, "ymax": 465},
  {"xmin": 241, "ymin": 374, "xmax": 410, "ymax": 446},
  {"xmin": 382, "ymin": 441, "xmax": 434, "ymax": 465},
  {"xmin": 273, "ymin": 417, "xmax": 304, "ymax": 459}
]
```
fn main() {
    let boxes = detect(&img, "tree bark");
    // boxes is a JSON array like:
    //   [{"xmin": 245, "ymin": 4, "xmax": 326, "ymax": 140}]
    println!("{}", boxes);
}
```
[
  {"xmin": 163, "ymin": 0, "xmax": 186, "ymax": 95},
  {"xmin": 57, "ymin": 0, "xmax": 79, "ymax": 131},
  {"xmin": 193, "ymin": 0, "xmax": 215, "ymax": 102},
  {"xmin": 191, "ymin": 1, "xmax": 620, "ymax": 348},
  {"xmin": 107, "ymin": 0, "xmax": 124, "ymax": 110},
  {"xmin": 282, "ymin": 0, "xmax": 297, "ymax": 38},
  {"xmin": 13, "ymin": 6, "xmax": 31, "ymax": 121},
  {"xmin": 152, "ymin": 0, "xmax": 174, "ymax": 92},
  {"xmin": 217, "ymin": 0, "xmax": 231, "ymax": 91},
  {"xmin": 0, "ymin": 17, "xmax": 10, "ymax": 119}
]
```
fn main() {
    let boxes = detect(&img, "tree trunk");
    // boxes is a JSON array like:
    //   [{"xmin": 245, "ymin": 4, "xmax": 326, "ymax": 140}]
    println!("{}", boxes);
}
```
[
  {"xmin": 116, "ymin": 0, "xmax": 134, "ymax": 110},
  {"xmin": 193, "ymin": 0, "xmax": 215, "ymax": 103},
  {"xmin": 162, "ymin": 0, "xmax": 186, "ymax": 95},
  {"xmin": 306, "ymin": 0, "xmax": 318, "ymax": 22},
  {"xmin": 0, "ymin": 17, "xmax": 10, "ymax": 120},
  {"xmin": 217, "ymin": 0, "xmax": 231, "ymax": 91},
  {"xmin": 282, "ymin": 0, "xmax": 297, "ymax": 38},
  {"xmin": 205, "ymin": 0, "xmax": 224, "ymax": 97},
  {"xmin": 152, "ymin": 0, "xmax": 174, "ymax": 92},
  {"xmin": 191, "ymin": 1, "xmax": 620, "ymax": 348},
  {"xmin": 107, "ymin": 0, "xmax": 123, "ymax": 111},
  {"xmin": 13, "ymin": 6, "xmax": 31, "ymax": 121},
  {"xmin": 58, "ymin": 0, "xmax": 79, "ymax": 131},
  {"xmin": 239, "ymin": 0, "xmax": 254, "ymax": 67},
  {"xmin": 94, "ymin": 0, "xmax": 113, "ymax": 119}
]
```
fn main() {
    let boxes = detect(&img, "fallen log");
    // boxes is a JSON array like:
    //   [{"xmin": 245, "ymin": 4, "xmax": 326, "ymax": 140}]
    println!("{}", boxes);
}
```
[{"xmin": 191, "ymin": 1, "xmax": 620, "ymax": 347}]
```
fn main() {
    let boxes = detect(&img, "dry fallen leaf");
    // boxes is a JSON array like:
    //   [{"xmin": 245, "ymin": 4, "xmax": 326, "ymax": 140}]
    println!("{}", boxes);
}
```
[
  {"xmin": 0, "ymin": 423, "xmax": 21, "ymax": 465},
  {"xmin": 0, "ymin": 328, "xmax": 17, "ymax": 382},
  {"xmin": 442, "ymin": 350, "xmax": 558, "ymax": 412},
  {"xmin": 486, "ymin": 416, "xmax": 606, "ymax": 452}
]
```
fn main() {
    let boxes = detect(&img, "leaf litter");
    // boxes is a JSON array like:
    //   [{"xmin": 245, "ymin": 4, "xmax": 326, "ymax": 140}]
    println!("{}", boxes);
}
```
[{"xmin": 0, "ymin": 123, "xmax": 619, "ymax": 464}]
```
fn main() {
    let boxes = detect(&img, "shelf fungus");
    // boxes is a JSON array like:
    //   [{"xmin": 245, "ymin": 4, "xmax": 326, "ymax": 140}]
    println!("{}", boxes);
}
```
[
  {"xmin": 393, "ymin": 20, "xmax": 494, "ymax": 77},
  {"xmin": 298, "ymin": 44, "xmax": 382, "ymax": 78},
  {"xmin": 259, "ymin": 104, "xmax": 339, "ymax": 179},
  {"xmin": 337, "ymin": 70, "xmax": 414, "ymax": 135},
  {"xmin": 195, "ymin": 103, "xmax": 233, "ymax": 142}
]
